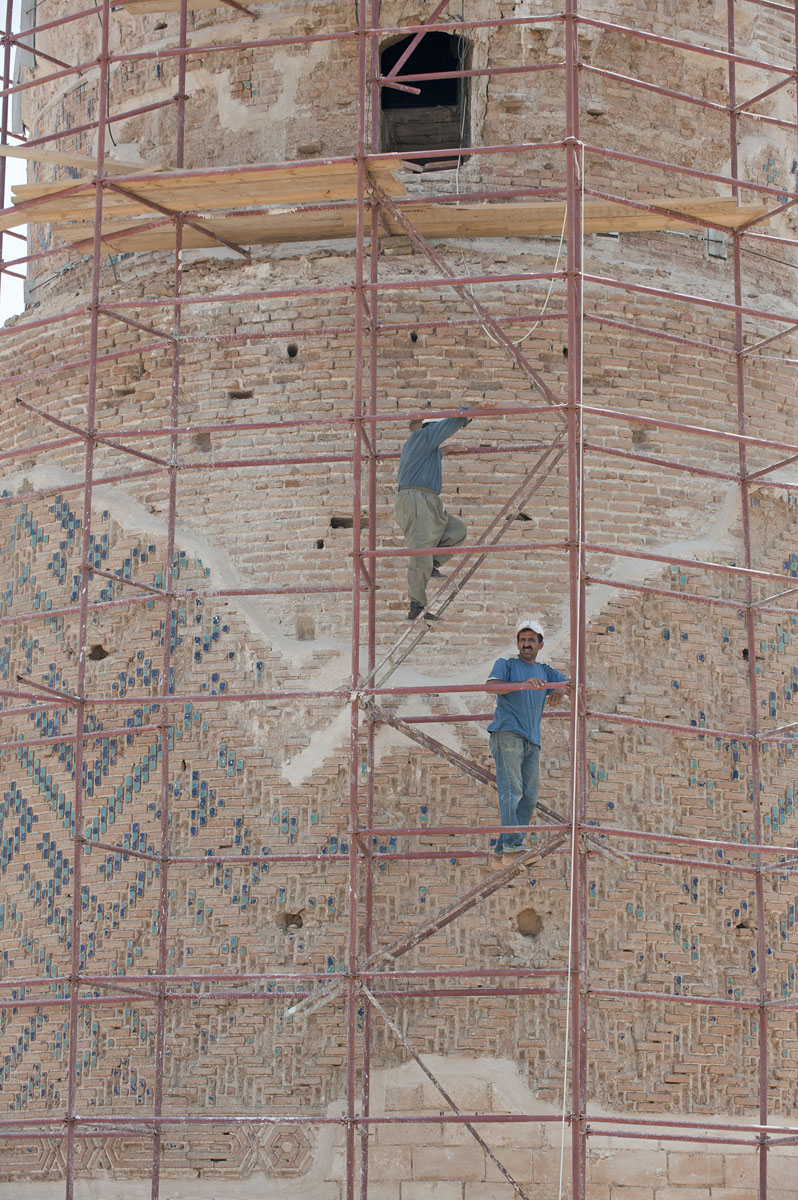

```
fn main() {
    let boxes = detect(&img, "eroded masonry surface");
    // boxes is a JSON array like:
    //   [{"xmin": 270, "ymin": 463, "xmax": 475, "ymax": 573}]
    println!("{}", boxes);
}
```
[{"xmin": 2, "ymin": 2, "xmax": 798, "ymax": 1198}]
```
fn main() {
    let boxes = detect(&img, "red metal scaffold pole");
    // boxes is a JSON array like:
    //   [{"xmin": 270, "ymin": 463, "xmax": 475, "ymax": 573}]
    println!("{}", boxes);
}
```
[{"xmin": 2, "ymin": 4, "xmax": 798, "ymax": 1198}]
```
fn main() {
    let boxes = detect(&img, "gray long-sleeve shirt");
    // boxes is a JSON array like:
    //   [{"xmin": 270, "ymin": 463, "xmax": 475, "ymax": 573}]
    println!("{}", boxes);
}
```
[{"xmin": 396, "ymin": 416, "xmax": 469, "ymax": 493}]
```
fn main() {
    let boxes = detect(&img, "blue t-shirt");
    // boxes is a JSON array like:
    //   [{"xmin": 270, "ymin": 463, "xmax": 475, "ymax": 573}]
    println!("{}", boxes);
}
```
[
  {"xmin": 397, "ymin": 416, "xmax": 469, "ymax": 493},
  {"xmin": 486, "ymin": 656, "xmax": 567, "ymax": 746}
]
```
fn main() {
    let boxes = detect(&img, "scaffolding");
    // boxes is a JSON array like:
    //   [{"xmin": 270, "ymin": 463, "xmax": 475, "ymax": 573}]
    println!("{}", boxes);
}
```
[{"xmin": 1, "ymin": 2, "xmax": 798, "ymax": 1198}]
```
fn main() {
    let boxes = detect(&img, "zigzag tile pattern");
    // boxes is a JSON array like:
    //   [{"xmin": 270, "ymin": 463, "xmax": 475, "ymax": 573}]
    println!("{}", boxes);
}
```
[{"xmin": 3, "ymin": 486, "xmax": 798, "ymax": 1178}]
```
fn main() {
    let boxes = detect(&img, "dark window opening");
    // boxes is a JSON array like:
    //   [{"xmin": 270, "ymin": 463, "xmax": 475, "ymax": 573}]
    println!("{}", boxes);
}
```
[{"xmin": 380, "ymin": 33, "xmax": 470, "ymax": 170}]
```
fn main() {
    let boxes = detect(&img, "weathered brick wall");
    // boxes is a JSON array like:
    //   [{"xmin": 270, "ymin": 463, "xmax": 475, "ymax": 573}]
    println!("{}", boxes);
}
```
[{"xmin": 2, "ymin": 0, "xmax": 798, "ymax": 1194}]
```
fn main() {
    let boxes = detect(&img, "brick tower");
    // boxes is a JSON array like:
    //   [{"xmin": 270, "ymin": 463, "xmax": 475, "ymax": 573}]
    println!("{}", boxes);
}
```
[{"xmin": 2, "ymin": 3, "xmax": 798, "ymax": 1197}]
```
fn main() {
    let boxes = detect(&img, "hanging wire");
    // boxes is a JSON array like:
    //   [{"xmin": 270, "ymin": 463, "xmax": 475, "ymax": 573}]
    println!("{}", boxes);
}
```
[{"xmin": 453, "ymin": 9, "xmax": 567, "ymax": 350}]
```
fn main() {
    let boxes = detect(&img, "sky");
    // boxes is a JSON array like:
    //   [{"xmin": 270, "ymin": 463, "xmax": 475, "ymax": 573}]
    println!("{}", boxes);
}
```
[{"xmin": 2, "ymin": 0, "xmax": 27, "ymax": 324}]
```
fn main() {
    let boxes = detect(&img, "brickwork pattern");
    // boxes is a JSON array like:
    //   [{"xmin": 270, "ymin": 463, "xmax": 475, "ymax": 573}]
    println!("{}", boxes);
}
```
[
  {"xmin": 2, "ymin": 478, "xmax": 798, "ymax": 1178},
  {"xmin": 3, "ymin": 0, "xmax": 798, "ymax": 1193}
]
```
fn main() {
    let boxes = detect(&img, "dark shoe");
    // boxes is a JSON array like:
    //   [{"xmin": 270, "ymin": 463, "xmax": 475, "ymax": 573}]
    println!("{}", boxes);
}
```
[
  {"xmin": 407, "ymin": 601, "xmax": 439, "ymax": 621},
  {"xmin": 502, "ymin": 842, "xmax": 527, "ymax": 854},
  {"xmin": 431, "ymin": 566, "xmax": 446, "ymax": 579}
]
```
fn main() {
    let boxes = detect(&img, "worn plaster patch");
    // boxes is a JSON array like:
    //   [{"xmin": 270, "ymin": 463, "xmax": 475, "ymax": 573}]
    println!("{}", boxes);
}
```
[{"xmin": 0, "ymin": 464, "xmax": 349, "ymax": 675}]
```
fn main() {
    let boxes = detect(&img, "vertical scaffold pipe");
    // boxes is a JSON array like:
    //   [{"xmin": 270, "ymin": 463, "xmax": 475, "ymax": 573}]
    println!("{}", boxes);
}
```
[
  {"xmin": 727, "ymin": 6, "xmax": 768, "ymax": 1199},
  {"xmin": 565, "ymin": 1, "xmax": 587, "ymax": 1198},
  {"xmin": 347, "ymin": 3, "xmax": 370, "ymax": 1198},
  {"xmin": 359, "ymin": 2, "xmax": 383, "ymax": 1195},
  {"xmin": 65, "ymin": 2, "xmax": 112, "ymax": 1197},
  {"xmin": 150, "ymin": 1, "xmax": 190, "ymax": 1195}
]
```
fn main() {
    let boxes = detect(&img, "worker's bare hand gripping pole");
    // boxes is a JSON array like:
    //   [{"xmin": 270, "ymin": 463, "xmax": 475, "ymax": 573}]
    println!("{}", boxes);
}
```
[
  {"xmin": 484, "ymin": 615, "xmax": 571, "ymax": 859},
  {"xmin": 395, "ymin": 401, "xmax": 499, "ymax": 621}
]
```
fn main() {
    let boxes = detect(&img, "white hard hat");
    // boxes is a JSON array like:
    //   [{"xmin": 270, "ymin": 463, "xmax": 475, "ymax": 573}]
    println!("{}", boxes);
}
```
[{"xmin": 516, "ymin": 616, "xmax": 544, "ymax": 638}]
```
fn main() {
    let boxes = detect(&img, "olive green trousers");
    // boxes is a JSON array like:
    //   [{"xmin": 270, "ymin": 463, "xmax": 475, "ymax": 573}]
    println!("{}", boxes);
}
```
[{"xmin": 394, "ymin": 487, "xmax": 467, "ymax": 607}]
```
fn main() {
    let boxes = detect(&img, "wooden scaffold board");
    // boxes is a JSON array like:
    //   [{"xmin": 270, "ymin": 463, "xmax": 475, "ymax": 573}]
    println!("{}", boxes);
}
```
[{"xmin": 0, "ymin": 155, "xmax": 770, "ymax": 250}]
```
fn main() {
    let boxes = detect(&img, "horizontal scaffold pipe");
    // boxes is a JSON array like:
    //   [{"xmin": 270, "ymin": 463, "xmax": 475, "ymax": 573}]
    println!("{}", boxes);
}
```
[
  {"xmin": 0, "ymin": 1111, "xmax": 574, "ymax": 1133},
  {"xmin": 0, "ymin": 984, "xmax": 569, "ymax": 1013},
  {"xmin": 580, "ymin": 62, "xmax": 798, "ymax": 132},
  {"xmin": 583, "ymin": 575, "xmax": 798, "ymax": 620},
  {"xmin": 0, "ymin": 585, "xmax": 367, "ymax": 633},
  {"xmin": 577, "ymin": 15, "xmax": 796, "ymax": 77},
  {"xmin": 0, "ymin": 688, "xmax": 350, "ymax": 720},
  {"xmin": 9, "ymin": 402, "xmax": 798, "ymax": 468},
  {"xmin": 112, "ymin": 14, "xmax": 569, "ymax": 68},
  {"xmin": 584, "ymin": 140, "xmax": 798, "ymax": 206}
]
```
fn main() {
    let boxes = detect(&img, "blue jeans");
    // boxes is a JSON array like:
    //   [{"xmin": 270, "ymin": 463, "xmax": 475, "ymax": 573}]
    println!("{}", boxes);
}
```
[{"xmin": 489, "ymin": 730, "xmax": 540, "ymax": 851}]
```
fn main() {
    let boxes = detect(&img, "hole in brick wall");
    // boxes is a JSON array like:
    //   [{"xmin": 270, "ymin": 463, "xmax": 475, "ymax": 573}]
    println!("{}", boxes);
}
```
[
  {"xmin": 88, "ymin": 644, "xmax": 110, "ymax": 661},
  {"xmin": 515, "ymin": 512, "xmax": 532, "ymax": 521},
  {"xmin": 742, "ymin": 648, "xmax": 749, "ymax": 660},
  {"xmin": 191, "ymin": 431, "xmax": 212, "ymax": 452},
  {"xmin": 330, "ymin": 515, "xmax": 369, "ymax": 529},
  {"xmin": 562, "ymin": 346, "xmax": 568, "ymax": 358},
  {"xmin": 227, "ymin": 388, "xmax": 254, "ymax": 400},
  {"xmin": 276, "ymin": 910, "xmax": 304, "ymax": 932},
  {"xmin": 380, "ymin": 31, "xmax": 471, "ymax": 169},
  {"xmin": 112, "ymin": 386, "xmax": 136, "ymax": 398},
  {"xmin": 631, "ymin": 427, "xmax": 649, "ymax": 447},
  {"xmin": 154, "ymin": 19, "xmax": 167, "ymax": 28},
  {"xmin": 410, "ymin": 330, "xmax": 419, "ymax": 342},
  {"xmin": 516, "ymin": 906, "xmax": 543, "ymax": 938},
  {"xmin": 286, "ymin": 343, "xmax": 299, "ymax": 359},
  {"xmin": 316, "ymin": 539, "xmax": 325, "ymax": 549}
]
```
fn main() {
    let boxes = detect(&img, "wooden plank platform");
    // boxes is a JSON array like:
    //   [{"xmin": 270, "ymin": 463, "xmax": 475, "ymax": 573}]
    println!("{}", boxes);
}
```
[
  {"xmin": 47, "ymin": 197, "xmax": 770, "ymax": 253},
  {"xmin": 2, "ymin": 158, "xmax": 408, "ymax": 232},
  {"xmin": 0, "ymin": 154, "xmax": 769, "ymax": 248}
]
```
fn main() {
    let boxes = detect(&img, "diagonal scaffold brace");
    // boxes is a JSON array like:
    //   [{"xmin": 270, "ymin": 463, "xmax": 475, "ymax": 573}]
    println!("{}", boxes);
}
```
[
  {"xmin": 363, "ymin": 700, "xmax": 628, "ymax": 867},
  {"xmin": 368, "ymin": 178, "xmax": 562, "ymax": 407},
  {"xmin": 363, "ymin": 434, "xmax": 567, "ymax": 691},
  {"xmin": 286, "ymin": 831, "xmax": 568, "ymax": 1022},
  {"xmin": 362, "ymin": 984, "xmax": 535, "ymax": 1200},
  {"xmin": 361, "ymin": 171, "xmax": 569, "ymax": 691}
]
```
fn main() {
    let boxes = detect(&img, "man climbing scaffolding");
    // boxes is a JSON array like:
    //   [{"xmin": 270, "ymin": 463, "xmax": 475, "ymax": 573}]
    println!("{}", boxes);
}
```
[{"xmin": 395, "ymin": 402, "xmax": 497, "ymax": 621}]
